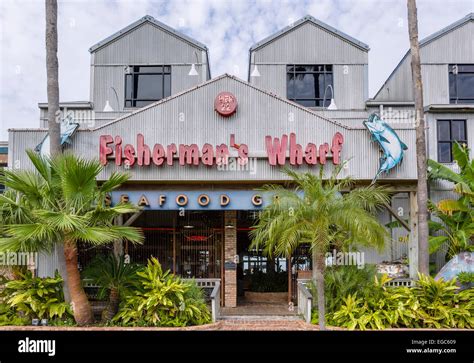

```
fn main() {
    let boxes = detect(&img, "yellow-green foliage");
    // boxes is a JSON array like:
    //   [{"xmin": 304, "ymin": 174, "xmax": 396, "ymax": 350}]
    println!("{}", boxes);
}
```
[
  {"xmin": 113, "ymin": 257, "xmax": 211, "ymax": 327},
  {"xmin": 329, "ymin": 274, "xmax": 473, "ymax": 330}
]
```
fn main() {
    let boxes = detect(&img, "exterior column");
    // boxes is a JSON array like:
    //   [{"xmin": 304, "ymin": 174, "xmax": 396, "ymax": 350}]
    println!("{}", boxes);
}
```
[
  {"xmin": 224, "ymin": 210, "xmax": 237, "ymax": 307},
  {"xmin": 408, "ymin": 191, "xmax": 419, "ymax": 280}
]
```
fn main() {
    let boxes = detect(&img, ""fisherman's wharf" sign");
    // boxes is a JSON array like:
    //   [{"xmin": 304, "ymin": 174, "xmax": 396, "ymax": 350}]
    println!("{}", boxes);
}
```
[{"xmin": 99, "ymin": 132, "xmax": 344, "ymax": 167}]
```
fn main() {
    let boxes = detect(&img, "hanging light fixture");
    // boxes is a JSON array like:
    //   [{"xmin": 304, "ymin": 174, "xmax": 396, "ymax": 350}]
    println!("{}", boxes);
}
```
[
  {"xmin": 188, "ymin": 50, "xmax": 200, "ymax": 76},
  {"xmin": 250, "ymin": 64, "xmax": 261, "ymax": 77},
  {"xmin": 323, "ymin": 84, "xmax": 337, "ymax": 110},
  {"xmin": 103, "ymin": 100, "xmax": 114, "ymax": 112},
  {"xmin": 188, "ymin": 63, "xmax": 198, "ymax": 76}
]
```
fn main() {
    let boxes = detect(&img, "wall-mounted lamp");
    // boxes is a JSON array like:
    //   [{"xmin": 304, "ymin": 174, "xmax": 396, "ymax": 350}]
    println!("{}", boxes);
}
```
[
  {"xmin": 250, "ymin": 64, "xmax": 261, "ymax": 77},
  {"xmin": 323, "ymin": 84, "xmax": 337, "ymax": 110},
  {"xmin": 225, "ymin": 223, "xmax": 235, "ymax": 229},
  {"xmin": 188, "ymin": 51, "xmax": 200, "ymax": 76},
  {"xmin": 103, "ymin": 100, "xmax": 114, "ymax": 112}
]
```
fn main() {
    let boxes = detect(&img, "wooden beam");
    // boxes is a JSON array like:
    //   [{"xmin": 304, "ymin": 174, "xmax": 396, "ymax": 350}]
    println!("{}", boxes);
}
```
[
  {"xmin": 123, "ymin": 210, "xmax": 143, "ymax": 227},
  {"xmin": 383, "ymin": 202, "xmax": 411, "ymax": 232},
  {"xmin": 408, "ymin": 191, "xmax": 419, "ymax": 280}
]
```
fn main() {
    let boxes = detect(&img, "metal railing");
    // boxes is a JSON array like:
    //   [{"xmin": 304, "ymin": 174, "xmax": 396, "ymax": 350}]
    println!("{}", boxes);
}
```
[
  {"xmin": 297, "ymin": 279, "xmax": 312, "ymax": 323},
  {"xmin": 210, "ymin": 281, "xmax": 221, "ymax": 322},
  {"xmin": 385, "ymin": 278, "xmax": 414, "ymax": 287},
  {"xmin": 184, "ymin": 278, "xmax": 221, "ymax": 322}
]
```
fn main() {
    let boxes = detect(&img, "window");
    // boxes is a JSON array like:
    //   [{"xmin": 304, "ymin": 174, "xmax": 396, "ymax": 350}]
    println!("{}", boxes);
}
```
[
  {"xmin": 287, "ymin": 65, "xmax": 333, "ymax": 107},
  {"xmin": 124, "ymin": 66, "xmax": 171, "ymax": 108},
  {"xmin": 437, "ymin": 119, "xmax": 467, "ymax": 163},
  {"xmin": 449, "ymin": 64, "xmax": 474, "ymax": 104}
]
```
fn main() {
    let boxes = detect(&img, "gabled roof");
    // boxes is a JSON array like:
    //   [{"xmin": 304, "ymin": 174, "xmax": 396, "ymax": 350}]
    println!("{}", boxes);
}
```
[
  {"xmin": 88, "ymin": 15, "xmax": 208, "ymax": 53},
  {"xmin": 373, "ymin": 13, "xmax": 474, "ymax": 100},
  {"xmin": 249, "ymin": 15, "xmax": 370, "ymax": 52}
]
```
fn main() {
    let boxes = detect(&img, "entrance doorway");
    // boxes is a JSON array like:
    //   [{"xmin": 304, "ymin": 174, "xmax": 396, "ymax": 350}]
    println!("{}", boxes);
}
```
[{"xmin": 235, "ymin": 211, "xmax": 313, "ymax": 307}]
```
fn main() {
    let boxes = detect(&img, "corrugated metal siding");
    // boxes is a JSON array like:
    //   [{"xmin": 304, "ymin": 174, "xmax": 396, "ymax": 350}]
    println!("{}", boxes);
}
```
[
  {"xmin": 333, "ymin": 65, "xmax": 366, "ymax": 109},
  {"xmin": 422, "ymin": 22, "xmax": 474, "ymax": 63},
  {"xmin": 375, "ymin": 57, "xmax": 413, "ymax": 102},
  {"xmin": 63, "ymin": 76, "xmax": 417, "ymax": 182},
  {"xmin": 253, "ymin": 22, "xmax": 368, "ymax": 64},
  {"xmin": 11, "ymin": 77, "xmax": 418, "ymax": 182},
  {"xmin": 374, "ymin": 20, "xmax": 473, "ymax": 103},
  {"xmin": 93, "ymin": 22, "xmax": 204, "ymax": 65},
  {"xmin": 171, "ymin": 64, "xmax": 205, "ymax": 94},
  {"xmin": 422, "ymin": 64, "xmax": 449, "ymax": 105},
  {"xmin": 91, "ymin": 22, "xmax": 207, "ymax": 113},
  {"xmin": 250, "ymin": 64, "xmax": 287, "ymax": 96}
]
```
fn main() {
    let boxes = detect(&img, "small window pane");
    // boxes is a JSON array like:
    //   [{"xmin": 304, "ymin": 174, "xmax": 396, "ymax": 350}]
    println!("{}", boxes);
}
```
[
  {"xmin": 296, "ymin": 99, "xmax": 317, "ymax": 107},
  {"xmin": 287, "ymin": 73, "xmax": 295, "ymax": 99},
  {"xmin": 125, "ymin": 75, "xmax": 133, "ymax": 99},
  {"xmin": 135, "ymin": 74, "xmax": 163, "ymax": 99},
  {"xmin": 164, "ymin": 74, "xmax": 171, "ymax": 97},
  {"xmin": 451, "ymin": 121, "xmax": 466, "ymax": 141},
  {"xmin": 449, "ymin": 73, "xmax": 456, "ymax": 99},
  {"xmin": 136, "ymin": 66, "xmax": 163, "ymax": 73},
  {"xmin": 457, "ymin": 74, "xmax": 474, "ymax": 99},
  {"xmin": 437, "ymin": 121, "xmax": 451, "ymax": 141},
  {"xmin": 294, "ymin": 73, "xmax": 316, "ymax": 98},
  {"xmin": 438, "ymin": 142, "xmax": 452, "ymax": 163},
  {"xmin": 135, "ymin": 100, "xmax": 155, "ymax": 107},
  {"xmin": 458, "ymin": 64, "xmax": 474, "ymax": 73}
]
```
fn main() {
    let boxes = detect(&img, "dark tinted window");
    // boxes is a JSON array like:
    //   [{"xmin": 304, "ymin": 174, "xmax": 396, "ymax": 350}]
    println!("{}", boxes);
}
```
[
  {"xmin": 449, "ymin": 64, "xmax": 474, "ymax": 104},
  {"xmin": 287, "ymin": 65, "xmax": 333, "ymax": 107},
  {"xmin": 124, "ymin": 66, "xmax": 171, "ymax": 108},
  {"xmin": 437, "ymin": 119, "xmax": 467, "ymax": 163}
]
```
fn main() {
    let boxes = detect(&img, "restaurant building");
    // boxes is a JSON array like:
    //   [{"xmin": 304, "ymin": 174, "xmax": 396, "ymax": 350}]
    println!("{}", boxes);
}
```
[{"xmin": 7, "ymin": 14, "xmax": 474, "ymax": 308}]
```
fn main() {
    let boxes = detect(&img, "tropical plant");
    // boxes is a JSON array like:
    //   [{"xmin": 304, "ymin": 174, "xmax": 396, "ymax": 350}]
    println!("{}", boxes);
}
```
[
  {"xmin": 113, "ymin": 257, "xmax": 211, "ymax": 327},
  {"xmin": 428, "ymin": 142, "xmax": 474, "ymax": 258},
  {"xmin": 0, "ymin": 271, "xmax": 72, "ymax": 323},
  {"xmin": 0, "ymin": 151, "xmax": 144, "ymax": 325},
  {"xmin": 309, "ymin": 265, "xmax": 378, "ymax": 318},
  {"xmin": 82, "ymin": 254, "xmax": 142, "ymax": 322},
  {"xmin": 250, "ymin": 167, "xmax": 389, "ymax": 329},
  {"xmin": 457, "ymin": 271, "xmax": 474, "ymax": 285},
  {"xmin": 330, "ymin": 273, "xmax": 474, "ymax": 329}
]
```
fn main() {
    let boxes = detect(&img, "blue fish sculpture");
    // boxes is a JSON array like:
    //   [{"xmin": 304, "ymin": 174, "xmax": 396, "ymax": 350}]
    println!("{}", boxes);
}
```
[{"xmin": 363, "ymin": 113, "xmax": 408, "ymax": 183}]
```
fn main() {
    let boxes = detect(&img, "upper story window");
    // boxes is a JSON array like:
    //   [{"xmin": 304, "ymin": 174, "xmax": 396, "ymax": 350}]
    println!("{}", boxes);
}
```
[
  {"xmin": 125, "ymin": 66, "xmax": 171, "ymax": 108},
  {"xmin": 287, "ymin": 65, "xmax": 333, "ymax": 107},
  {"xmin": 437, "ymin": 119, "xmax": 467, "ymax": 163},
  {"xmin": 449, "ymin": 64, "xmax": 474, "ymax": 104}
]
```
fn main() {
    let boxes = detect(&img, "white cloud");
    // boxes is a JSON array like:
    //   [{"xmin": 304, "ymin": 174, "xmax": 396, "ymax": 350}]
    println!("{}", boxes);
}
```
[{"xmin": 1, "ymin": 0, "xmax": 473, "ymax": 140}]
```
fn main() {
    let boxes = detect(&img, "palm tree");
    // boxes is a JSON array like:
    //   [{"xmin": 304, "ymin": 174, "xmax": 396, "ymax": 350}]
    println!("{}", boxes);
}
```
[
  {"xmin": 82, "ymin": 254, "xmax": 142, "ymax": 322},
  {"xmin": 0, "ymin": 151, "xmax": 143, "ymax": 325},
  {"xmin": 407, "ymin": 0, "xmax": 430, "ymax": 275},
  {"xmin": 250, "ymin": 167, "xmax": 389, "ymax": 329}
]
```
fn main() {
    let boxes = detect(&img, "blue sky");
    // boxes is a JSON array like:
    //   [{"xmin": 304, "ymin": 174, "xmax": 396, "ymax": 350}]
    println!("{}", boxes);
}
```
[{"xmin": 0, "ymin": 0, "xmax": 473, "ymax": 140}]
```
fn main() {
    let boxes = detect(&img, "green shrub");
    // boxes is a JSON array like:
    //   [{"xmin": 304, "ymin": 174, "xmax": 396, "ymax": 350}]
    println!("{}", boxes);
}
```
[
  {"xmin": 0, "ymin": 271, "xmax": 72, "ymax": 325},
  {"xmin": 457, "ymin": 271, "xmax": 474, "ymax": 285},
  {"xmin": 329, "ymin": 274, "xmax": 474, "ymax": 330},
  {"xmin": 309, "ymin": 265, "xmax": 378, "ymax": 322},
  {"xmin": 112, "ymin": 257, "xmax": 211, "ymax": 327}
]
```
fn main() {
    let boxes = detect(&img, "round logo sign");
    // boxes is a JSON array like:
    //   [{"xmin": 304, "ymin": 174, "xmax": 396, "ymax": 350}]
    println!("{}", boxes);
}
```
[{"xmin": 214, "ymin": 92, "xmax": 237, "ymax": 117}]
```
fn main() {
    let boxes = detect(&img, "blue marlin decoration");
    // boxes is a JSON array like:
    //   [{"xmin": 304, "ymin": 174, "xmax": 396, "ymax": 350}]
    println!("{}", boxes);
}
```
[
  {"xmin": 35, "ymin": 114, "xmax": 80, "ymax": 157},
  {"xmin": 363, "ymin": 113, "xmax": 408, "ymax": 183}
]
